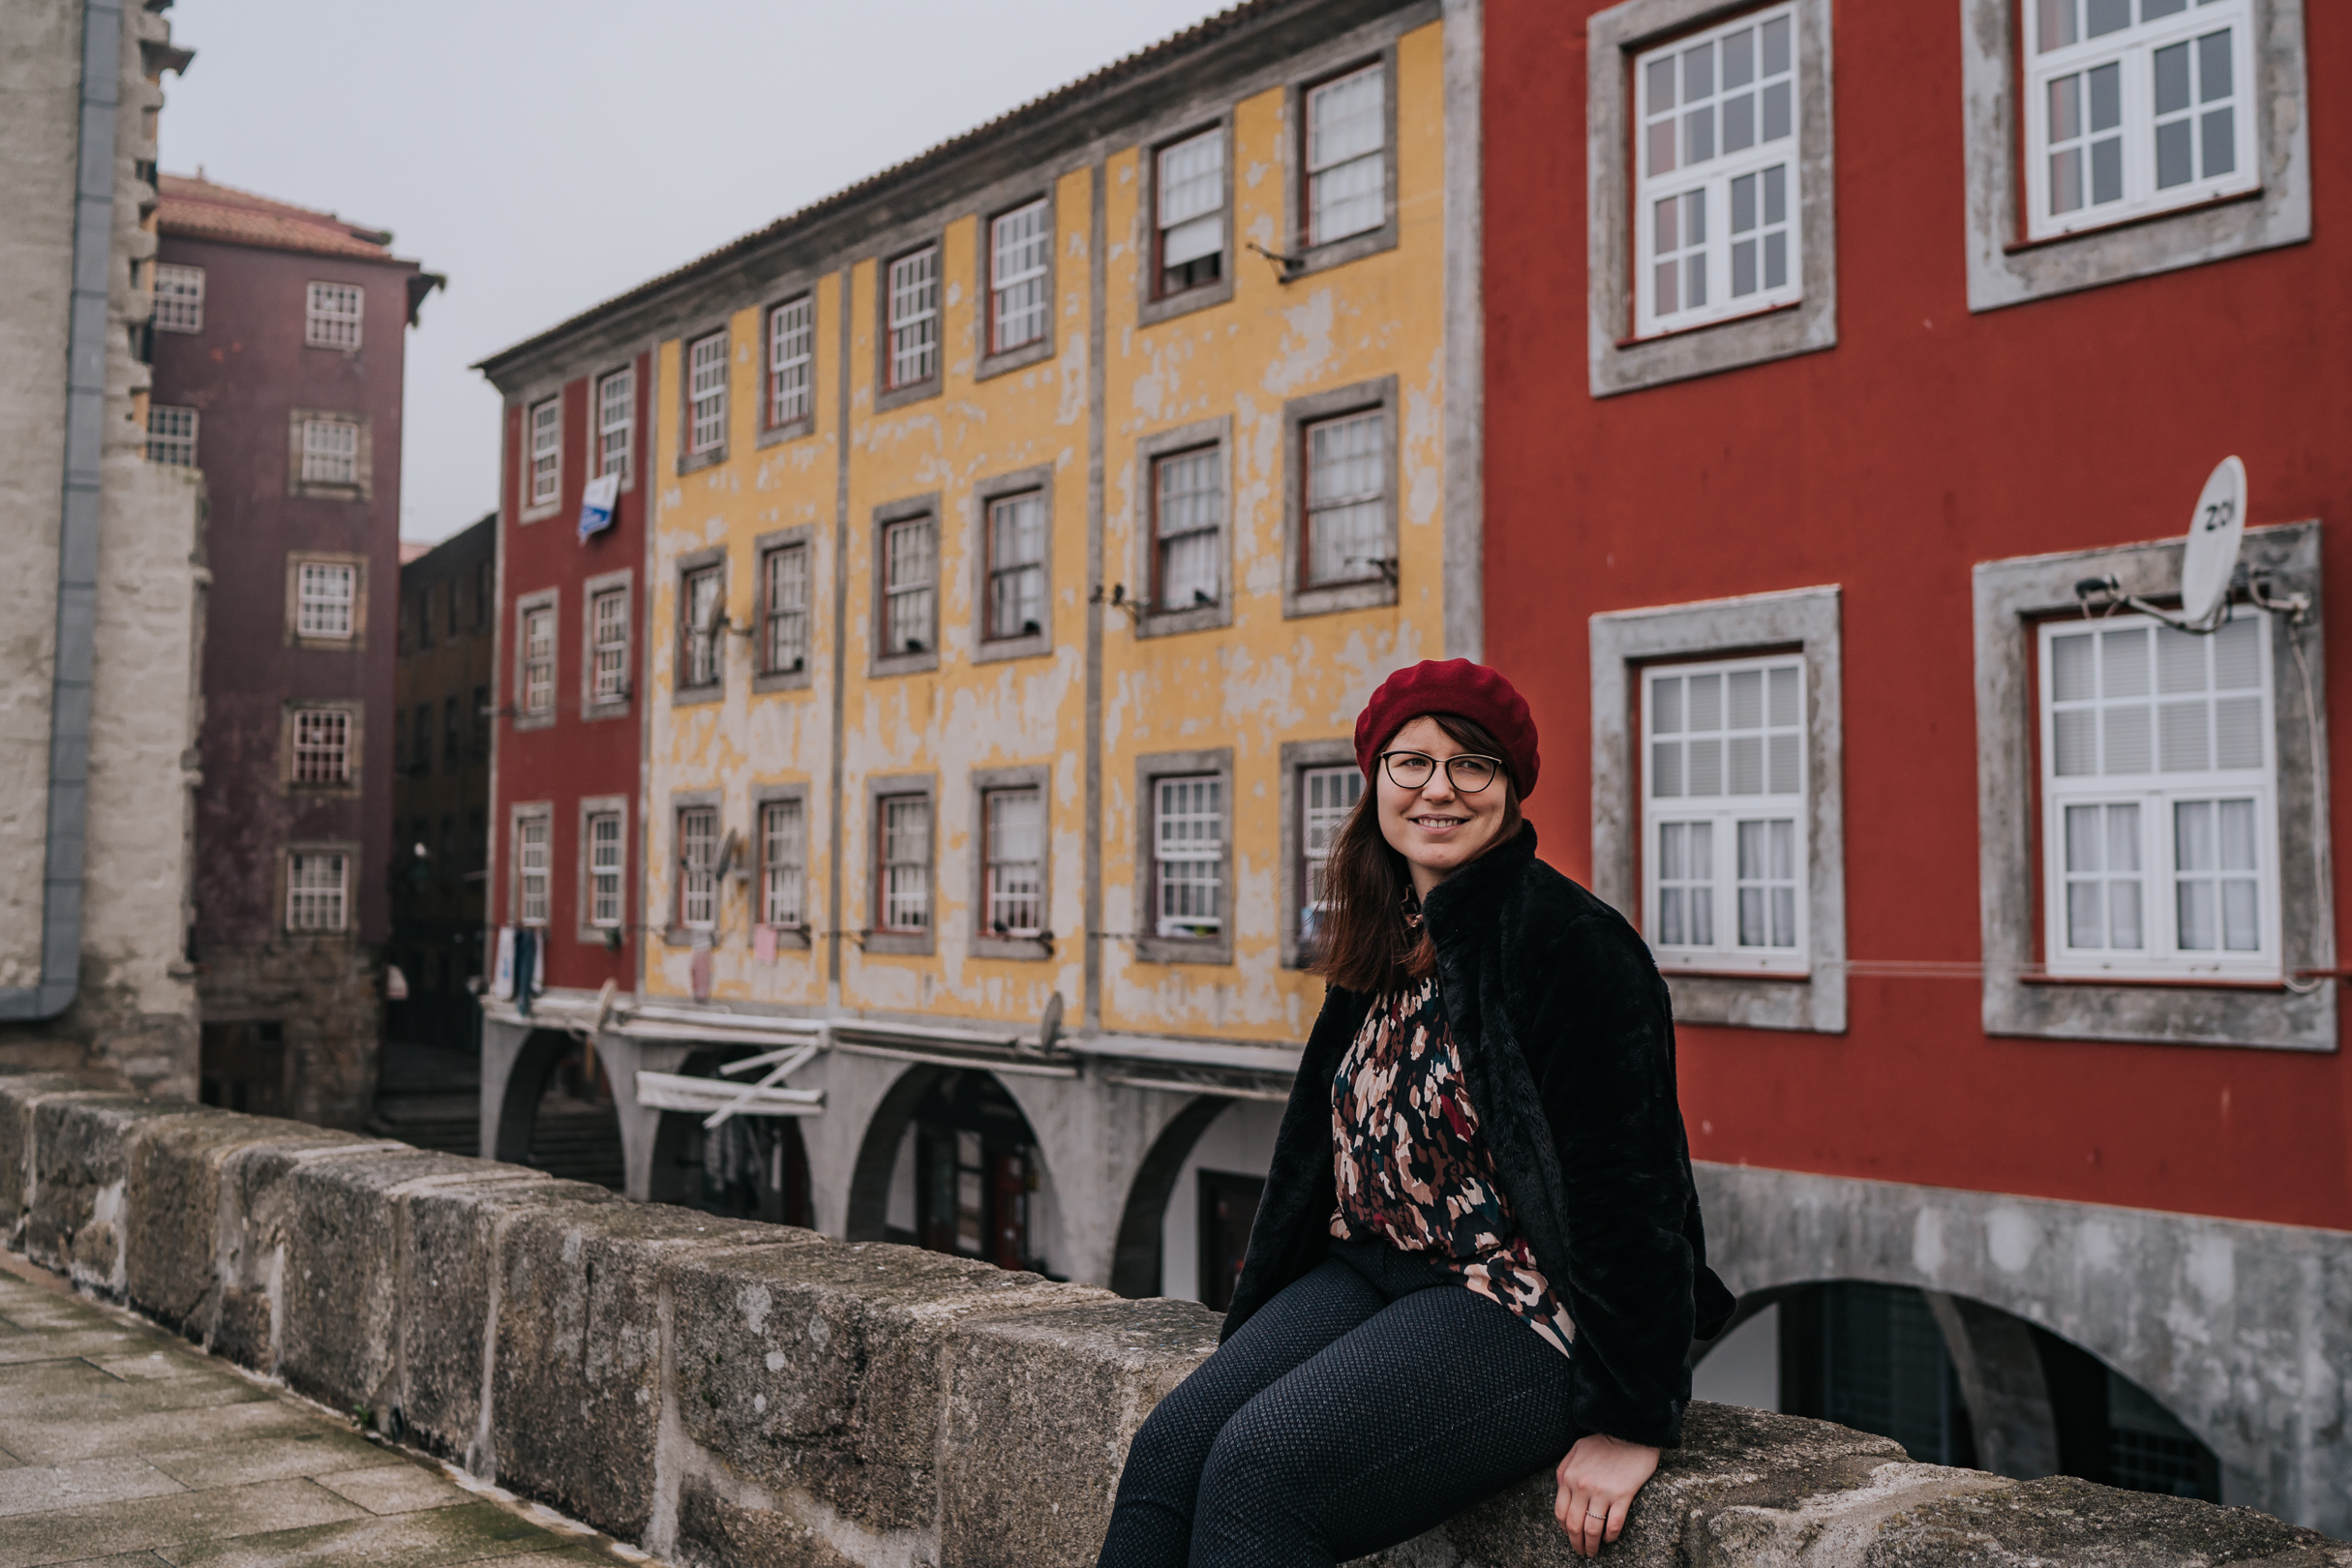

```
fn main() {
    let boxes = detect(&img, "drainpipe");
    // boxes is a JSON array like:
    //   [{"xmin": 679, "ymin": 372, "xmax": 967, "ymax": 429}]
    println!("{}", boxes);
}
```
[{"xmin": 1, "ymin": 0, "xmax": 122, "ymax": 1022}]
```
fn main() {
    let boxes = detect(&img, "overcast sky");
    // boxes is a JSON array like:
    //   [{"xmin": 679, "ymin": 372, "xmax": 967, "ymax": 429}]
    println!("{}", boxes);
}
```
[{"xmin": 162, "ymin": 1, "xmax": 1234, "ymax": 545}]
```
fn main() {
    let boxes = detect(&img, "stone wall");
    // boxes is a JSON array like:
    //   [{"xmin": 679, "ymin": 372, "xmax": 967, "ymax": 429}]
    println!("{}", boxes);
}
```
[{"xmin": 1, "ymin": 1069, "xmax": 2341, "ymax": 1568}]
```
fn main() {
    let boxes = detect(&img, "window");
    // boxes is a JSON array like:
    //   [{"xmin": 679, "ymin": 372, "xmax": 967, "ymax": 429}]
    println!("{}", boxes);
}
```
[
  {"xmin": 590, "ymin": 587, "xmax": 629, "ymax": 704},
  {"xmin": 1156, "ymin": 129, "xmax": 1225, "ymax": 296},
  {"xmin": 1635, "ymin": 6, "xmax": 1800, "ymax": 336},
  {"xmin": 517, "ymin": 814, "xmax": 550, "ymax": 927},
  {"xmin": 475, "ymin": 562, "xmax": 493, "ymax": 631},
  {"xmin": 300, "ymin": 419, "xmax": 358, "ymax": 486},
  {"xmin": 528, "ymin": 398, "xmax": 559, "ymax": 507},
  {"xmin": 768, "ymin": 296, "xmax": 813, "ymax": 426},
  {"xmin": 985, "ymin": 491, "xmax": 1045, "ymax": 641},
  {"xmin": 521, "ymin": 604, "xmax": 555, "ymax": 716},
  {"xmin": 762, "ymin": 543, "xmax": 809, "ymax": 674},
  {"xmin": 761, "ymin": 798, "xmax": 805, "ymax": 928},
  {"xmin": 687, "ymin": 331, "xmax": 728, "ymax": 455},
  {"xmin": 878, "ymin": 795, "xmax": 932, "ymax": 931},
  {"xmin": 286, "ymin": 852, "xmax": 348, "ymax": 932},
  {"xmin": 1299, "ymin": 766, "xmax": 1363, "ymax": 950},
  {"xmin": 293, "ymin": 563, "xmax": 352, "ymax": 639},
  {"xmin": 447, "ymin": 576, "xmax": 461, "ymax": 637},
  {"xmin": 883, "ymin": 515, "xmax": 937, "ymax": 655},
  {"xmin": 679, "ymin": 565, "xmax": 721, "ymax": 688},
  {"xmin": 1152, "ymin": 447, "xmax": 1222, "ymax": 612},
  {"xmin": 1306, "ymin": 65, "xmax": 1385, "ymax": 246},
  {"xmin": 305, "ymin": 282, "xmax": 362, "ymax": 349},
  {"xmin": 419, "ymin": 588, "xmax": 437, "ymax": 648},
  {"xmin": 146, "ymin": 405, "xmax": 197, "ymax": 467},
  {"xmin": 1301, "ymin": 409, "xmax": 1384, "ymax": 587},
  {"xmin": 1154, "ymin": 775, "xmax": 1224, "ymax": 940},
  {"xmin": 443, "ymin": 697, "xmax": 460, "ymax": 767},
  {"xmin": 983, "ymin": 788, "xmax": 1044, "ymax": 939},
  {"xmin": 1643, "ymin": 656, "xmax": 1808, "ymax": 973},
  {"xmin": 596, "ymin": 368, "xmax": 633, "ymax": 482},
  {"xmin": 2025, "ymin": 0, "xmax": 2254, "ymax": 241},
  {"xmin": 887, "ymin": 247, "xmax": 939, "ymax": 389},
  {"xmin": 588, "ymin": 811, "xmax": 623, "ymax": 929},
  {"xmin": 471, "ymin": 685, "xmax": 489, "ymax": 754},
  {"xmin": 2038, "ymin": 614, "xmax": 2277, "ymax": 979},
  {"xmin": 152, "ymin": 263, "xmax": 203, "ymax": 332},
  {"xmin": 412, "ymin": 705, "xmax": 433, "ymax": 774},
  {"xmin": 677, "ymin": 805, "xmax": 717, "ymax": 931},
  {"xmin": 989, "ymin": 200, "xmax": 1050, "ymax": 354},
  {"xmin": 289, "ymin": 709, "xmax": 351, "ymax": 786}
]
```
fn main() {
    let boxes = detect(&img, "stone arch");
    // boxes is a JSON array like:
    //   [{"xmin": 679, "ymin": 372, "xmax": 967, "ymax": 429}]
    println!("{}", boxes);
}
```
[
  {"xmin": 644, "ymin": 1046, "xmax": 814, "ymax": 1221},
  {"xmin": 489, "ymin": 1027, "xmax": 577, "ymax": 1165},
  {"xmin": 1109, "ymin": 1094, "xmax": 1231, "ymax": 1299},
  {"xmin": 845, "ymin": 1063, "xmax": 948, "ymax": 1243},
  {"xmin": 842, "ymin": 1063, "xmax": 1059, "ymax": 1272}
]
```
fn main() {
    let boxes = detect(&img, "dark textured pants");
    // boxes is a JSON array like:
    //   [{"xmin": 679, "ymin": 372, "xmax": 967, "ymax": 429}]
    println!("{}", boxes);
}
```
[{"xmin": 1096, "ymin": 1241, "xmax": 1581, "ymax": 1568}]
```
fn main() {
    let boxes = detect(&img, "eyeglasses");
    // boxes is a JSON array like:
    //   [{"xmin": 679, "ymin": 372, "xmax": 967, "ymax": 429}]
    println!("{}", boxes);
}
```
[{"xmin": 1378, "ymin": 750, "xmax": 1505, "ymax": 794}]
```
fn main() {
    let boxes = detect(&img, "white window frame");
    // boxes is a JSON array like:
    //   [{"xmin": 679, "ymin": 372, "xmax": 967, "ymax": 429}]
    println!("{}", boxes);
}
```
[
  {"xmin": 152, "ymin": 262, "xmax": 203, "ymax": 333},
  {"xmin": 679, "ymin": 564, "xmax": 722, "ymax": 690},
  {"xmin": 300, "ymin": 418, "xmax": 359, "ymax": 486},
  {"xmin": 528, "ymin": 397, "xmax": 560, "ymax": 507},
  {"xmin": 1153, "ymin": 774, "xmax": 1224, "ymax": 941},
  {"xmin": 2036, "ymin": 611, "xmax": 2280, "ymax": 981},
  {"xmin": 1299, "ymin": 764, "xmax": 1363, "ymax": 950},
  {"xmin": 882, "ymin": 515, "xmax": 937, "ymax": 657},
  {"xmin": 984, "ymin": 491, "xmax": 1046, "ymax": 643},
  {"xmin": 768, "ymin": 296, "xmax": 814, "ymax": 427},
  {"xmin": 296, "ymin": 561, "xmax": 357, "ymax": 640},
  {"xmin": 982, "ymin": 787, "xmax": 1045, "ymax": 940},
  {"xmin": 877, "ymin": 794, "xmax": 933, "ymax": 933},
  {"xmin": 687, "ymin": 331, "xmax": 728, "ymax": 455},
  {"xmin": 1155, "ymin": 128, "xmax": 1226, "ymax": 298},
  {"xmin": 2022, "ymin": 0, "xmax": 2258, "ymax": 242},
  {"xmin": 286, "ymin": 850, "xmax": 350, "ymax": 933},
  {"xmin": 1632, "ymin": 3, "xmax": 1802, "ymax": 338},
  {"xmin": 589, "ymin": 586, "xmax": 629, "ymax": 706},
  {"xmin": 886, "ymin": 246, "xmax": 939, "ymax": 390},
  {"xmin": 588, "ymin": 810, "xmax": 623, "ymax": 930},
  {"xmin": 760, "ymin": 798, "xmax": 806, "ymax": 930},
  {"xmin": 1301, "ymin": 407, "xmax": 1386, "ymax": 588},
  {"xmin": 1152, "ymin": 445, "xmax": 1223, "ymax": 613},
  {"xmin": 304, "ymin": 282, "xmax": 363, "ymax": 349},
  {"xmin": 1641, "ymin": 654, "xmax": 1810, "ymax": 976},
  {"xmin": 762, "ymin": 543, "xmax": 809, "ymax": 676},
  {"xmin": 521, "ymin": 604, "xmax": 556, "ymax": 717},
  {"xmin": 288, "ymin": 707, "xmax": 352, "ymax": 787},
  {"xmin": 146, "ymin": 404, "xmax": 197, "ymax": 467},
  {"xmin": 677, "ymin": 805, "xmax": 719, "ymax": 932},
  {"xmin": 596, "ymin": 367, "xmax": 633, "ymax": 483},
  {"xmin": 516, "ymin": 811, "xmax": 552, "ymax": 927},
  {"xmin": 1306, "ymin": 63, "xmax": 1387, "ymax": 247},
  {"xmin": 989, "ymin": 200, "xmax": 1050, "ymax": 355}
]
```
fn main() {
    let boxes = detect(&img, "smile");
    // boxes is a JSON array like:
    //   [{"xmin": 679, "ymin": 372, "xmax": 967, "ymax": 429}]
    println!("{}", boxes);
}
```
[{"xmin": 1412, "ymin": 815, "xmax": 1469, "ymax": 829}]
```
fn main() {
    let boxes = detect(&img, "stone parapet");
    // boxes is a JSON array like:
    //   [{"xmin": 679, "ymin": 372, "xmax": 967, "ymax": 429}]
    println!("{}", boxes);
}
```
[{"xmin": 1, "ymin": 1069, "xmax": 2341, "ymax": 1568}]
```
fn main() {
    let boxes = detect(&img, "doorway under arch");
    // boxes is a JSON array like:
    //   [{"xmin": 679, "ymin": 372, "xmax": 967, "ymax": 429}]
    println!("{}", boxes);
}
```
[
  {"xmin": 846, "ymin": 1064, "xmax": 1055, "ymax": 1275},
  {"xmin": 490, "ymin": 1028, "xmax": 622, "ymax": 1190},
  {"xmin": 644, "ymin": 1046, "xmax": 813, "ymax": 1225}
]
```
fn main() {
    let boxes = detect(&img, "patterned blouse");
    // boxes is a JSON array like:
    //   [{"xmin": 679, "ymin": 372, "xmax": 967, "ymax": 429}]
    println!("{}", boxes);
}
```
[{"xmin": 1330, "ymin": 976, "xmax": 1578, "ymax": 1359}]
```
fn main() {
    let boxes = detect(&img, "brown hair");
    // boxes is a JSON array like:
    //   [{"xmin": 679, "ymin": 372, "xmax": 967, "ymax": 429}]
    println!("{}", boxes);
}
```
[{"xmin": 1310, "ymin": 712, "xmax": 1524, "ymax": 995}]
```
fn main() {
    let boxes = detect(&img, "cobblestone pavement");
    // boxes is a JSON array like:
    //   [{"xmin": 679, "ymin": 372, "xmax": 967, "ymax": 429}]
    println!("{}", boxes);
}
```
[{"xmin": 0, "ymin": 1254, "xmax": 649, "ymax": 1567}]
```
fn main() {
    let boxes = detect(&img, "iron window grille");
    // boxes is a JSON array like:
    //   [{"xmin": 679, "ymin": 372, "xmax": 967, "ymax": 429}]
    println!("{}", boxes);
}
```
[
  {"xmin": 300, "ymin": 419, "xmax": 359, "ymax": 486},
  {"xmin": 151, "ymin": 263, "xmax": 203, "ymax": 332},
  {"xmin": 983, "ymin": 787, "xmax": 1045, "ymax": 938},
  {"xmin": 878, "ymin": 795, "xmax": 932, "ymax": 931},
  {"xmin": 286, "ymin": 852, "xmax": 349, "ymax": 932},
  {"xmin": 687, "ymin": 331, "xmax": 728, "ymax": 454},
  {"xmin": 761, "ymin": 798, "xmax": 806, "ymax": 928},
  {"xmin": 590, "ymin": 587, "xmax": 629, "ymax": 704},
  {"xmin": 2024, "ymin": 0, "xmax": 2255, "ymax": 239},
  {"xmin": 289, "ymin": 709, "xmax": 350, "ymax": 786},
  {"xmin": 1306, "ymin": 64, "xmax": 1385, "ymax": 245},
  {"xmin": 769, "ymin": 296, "xmax": 814, "ymax": 425},
  {"xmin": 985, "ymin": 492, "xmax": 1046, "ymax": 641},
  {"xmin": 588, "ymin": 811, "xmax": 623, "ymax": 928},
  {"xmin": 296, "ymin": 562, "xmax": 356, "ymax": 639},
  {"xmin": 596, "ymin": 367, "xmax": 633, "ymax": 482},
  {"xmin": 517, "ymin": 815, "xmax": 550, "ymax": 926},
  {"xmin": 887, "ymin": 247, "xmax": 939, "ymax": 388},
  {"xmin": 883, "ymin": 516, "xmax": 937, "ymax": 655},
  {"xmin": 1156, "ymin": 129, "xmax": 1224, "ymax": 296},
  {"xmin": 990, "ymin": 200, "xmax": 1050, "ymax": 353},
  {"xmin": 762, "ymin": 543, "xmax": 809, "ymax": 673},
  {"xmin": 678, "ymin": 806, "xmax": 718, "ymax": 930},
  {"xmin": 679, "ymin": 565, "xmax": 722, "ymax": 688},
  {"xmin": 521, "ymin": 606, "xmax": 556, "ymax": 715},
  {"xmin": 1302, "ymin": 408, "xmax": 1384, "ymax": 587},
  {"xmin": 1634, "ymin": 4, "xmax": 1802, "ymax": 337},
  {"xmin": 146, "ymin": 404, "xmax": 197, "ymax": 467},
  {"xmin": 1151, "ymin": 446, "xmax": 1222, "ymax": 612},
  {"xmin": 528, "ymin": 398, "xmax": 560, "ymax": 506},
  {"xmin": 1154, "ymin": 774, "xmax": 1224, "ymax": 939},
  {"xmin": 304, "ymin": 282, "xmax": 363, "ymax": 349}
]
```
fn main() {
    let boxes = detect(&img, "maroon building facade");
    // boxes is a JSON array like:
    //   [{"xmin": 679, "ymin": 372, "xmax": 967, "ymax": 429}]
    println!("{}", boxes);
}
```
[{"xmin": 151, "ymin": 175, "xmax": 439, "ymax": 1128}]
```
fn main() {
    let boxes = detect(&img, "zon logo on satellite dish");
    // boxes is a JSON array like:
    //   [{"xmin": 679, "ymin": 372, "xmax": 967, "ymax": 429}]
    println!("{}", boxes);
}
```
[{"xmin": 2074, "ymin": 456, "xmax": 2307, "ymax": 633}]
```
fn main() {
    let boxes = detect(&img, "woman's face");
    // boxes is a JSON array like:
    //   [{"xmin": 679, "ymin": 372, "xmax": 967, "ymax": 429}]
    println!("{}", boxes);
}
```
[{"xmin": 1374, "ymin": 715, "xmax": 1511, "ymax": 892}]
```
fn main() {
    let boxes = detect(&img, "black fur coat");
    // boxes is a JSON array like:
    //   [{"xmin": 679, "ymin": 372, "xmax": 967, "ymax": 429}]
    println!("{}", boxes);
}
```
[{"xmin": 1220, "ymin": 824, "xmax": 1736, "ymax": 1448}]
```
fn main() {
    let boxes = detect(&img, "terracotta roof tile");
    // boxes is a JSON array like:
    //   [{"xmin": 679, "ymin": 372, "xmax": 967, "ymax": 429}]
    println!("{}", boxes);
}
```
[{"xmin": 157, "ymin": 173, "xmax": 396, "ymax": 261}]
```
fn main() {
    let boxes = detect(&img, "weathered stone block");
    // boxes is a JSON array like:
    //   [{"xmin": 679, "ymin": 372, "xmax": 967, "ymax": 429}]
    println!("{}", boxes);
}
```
[
  {"xmin": 936, "ymin": 1295, "xmax": 1221, "ymax": 1568},
  {"xmin": 490, "ymin": 1201, "xmax": 804, "ymax": 1541},
  {"xmin": 0, "ymin": 1070, "xmax": 90, "ymax": 1230},
  {"xmin": 25, "ymin": 1091, "xmax": 196, "ymax": 1288},
  {"xmin": 202, "ymin": 1133, "xmax": 406, "ymax": 1377},
  {"xmin": 1860, "ymin": 1474, "xmax": 2350, "ymax": 1567},
  {"xmin": 666, "ymin": 1237, "xmax": 1072, "ymax": 1545}
]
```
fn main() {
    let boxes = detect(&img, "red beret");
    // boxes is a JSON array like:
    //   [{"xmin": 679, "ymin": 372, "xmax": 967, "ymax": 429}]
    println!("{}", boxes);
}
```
[{"xmin": 1354, "ymin": 659, "xmax": 1540, "ymax": 799}]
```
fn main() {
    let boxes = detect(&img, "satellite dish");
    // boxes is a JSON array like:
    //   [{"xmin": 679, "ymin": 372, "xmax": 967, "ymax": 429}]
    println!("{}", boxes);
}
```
[{"xmin": 2180, "ymin": 456, "xmax": 2246, "ymax": 628}]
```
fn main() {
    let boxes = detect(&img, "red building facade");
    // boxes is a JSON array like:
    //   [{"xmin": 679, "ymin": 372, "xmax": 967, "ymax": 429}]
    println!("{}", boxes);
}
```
[
  {"xmin": 151, "ymin": 176, "xmax": 437, "ymax": 1129},
  {"xmin": 1479, "ymin": 0, "xmax": 2344, "ymax": 1525}
]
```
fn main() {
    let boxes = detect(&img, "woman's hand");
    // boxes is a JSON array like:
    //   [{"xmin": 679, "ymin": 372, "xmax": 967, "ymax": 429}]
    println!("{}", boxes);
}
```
[{"xmin": 1553, "ymin": 1432, "xmax": 1659, "ymax": 1557}]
